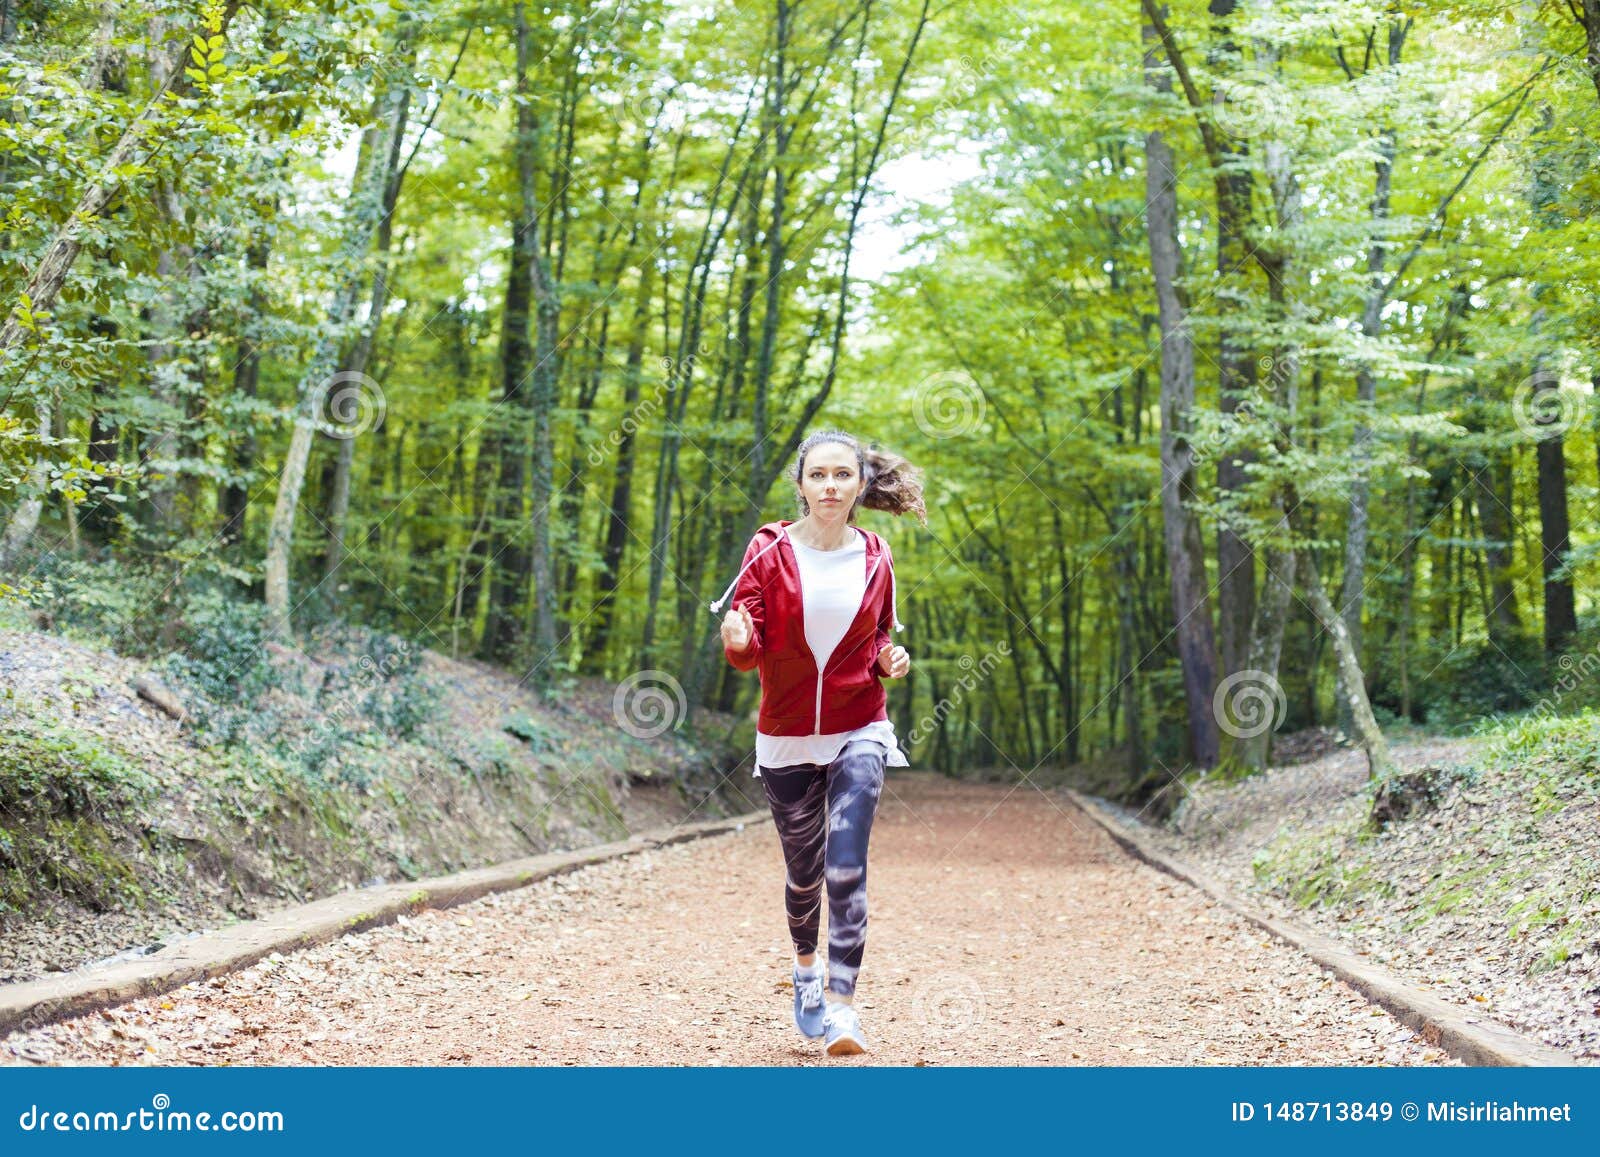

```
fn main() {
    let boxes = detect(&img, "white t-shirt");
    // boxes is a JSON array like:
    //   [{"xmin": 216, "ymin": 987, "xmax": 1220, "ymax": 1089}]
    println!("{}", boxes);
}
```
[{"xmin": 753, "ymin": 525, "xmax": 910, "ymax": 776}]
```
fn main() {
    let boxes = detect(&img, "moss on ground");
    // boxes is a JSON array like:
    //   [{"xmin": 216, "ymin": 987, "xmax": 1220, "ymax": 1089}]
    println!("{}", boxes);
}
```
[{"xmin": 0, "ymin": 719, "xmax": 157, "ymax": 917}]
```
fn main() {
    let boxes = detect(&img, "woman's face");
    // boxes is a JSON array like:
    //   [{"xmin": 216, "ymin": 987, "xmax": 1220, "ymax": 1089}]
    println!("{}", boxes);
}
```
[{"xmin": 798, "ymin": 442, "xmax": 862, "ymax": 521}]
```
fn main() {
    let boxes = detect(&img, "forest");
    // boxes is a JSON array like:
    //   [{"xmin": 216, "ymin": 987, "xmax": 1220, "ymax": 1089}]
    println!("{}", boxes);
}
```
[{"xmin": 4, "ymin": 0, "xmax": 1600, "ymax": 802}]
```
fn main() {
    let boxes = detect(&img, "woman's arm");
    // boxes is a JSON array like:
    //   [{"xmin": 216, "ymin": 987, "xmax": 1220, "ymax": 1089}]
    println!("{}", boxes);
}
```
[
  {"xmin": 723, "ymin": 538, "xmax": 767, "ymax": 671},
  {"xmin": 871, "ymin": 540, "xmax": 896, "ymax": 677}
]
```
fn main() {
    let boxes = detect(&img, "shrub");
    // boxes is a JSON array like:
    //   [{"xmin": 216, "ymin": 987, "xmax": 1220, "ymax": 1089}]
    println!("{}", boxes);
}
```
[
  {"xmin": 162, "ymin": 586, "xmax": 272, "ymax": 700},
  {"xmin": 15, "ymin": 553, "xmax": 173, "ymax": 653},
  {"xmin": 1410, "ymin": 631, "xmax": 1549, "ymax": 726}
]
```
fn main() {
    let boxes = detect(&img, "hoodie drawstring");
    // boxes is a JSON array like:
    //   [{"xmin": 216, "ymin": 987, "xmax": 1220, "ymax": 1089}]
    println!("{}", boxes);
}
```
[
  {"xmin": 711, "ymin": 528, "xmax": 903, "ymax": 634},
  {"xmin": 889, "ymin": 548, "xmax": 903, "ymax": 632},
  {"xmin": 708, "ymin": 532, "xmax": 784, "ymax": 615}
]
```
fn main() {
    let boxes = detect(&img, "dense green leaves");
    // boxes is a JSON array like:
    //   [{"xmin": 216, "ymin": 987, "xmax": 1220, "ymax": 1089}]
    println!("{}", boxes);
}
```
[{"xmin": 2, "ymin": 0, "xmax": 1599, "ymax": 786}]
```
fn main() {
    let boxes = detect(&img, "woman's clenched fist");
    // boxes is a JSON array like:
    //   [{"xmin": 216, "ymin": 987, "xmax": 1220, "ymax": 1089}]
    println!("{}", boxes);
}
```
[{"xmin": 721, "ymin": 601, "xmax": 756, "ymax": 653}]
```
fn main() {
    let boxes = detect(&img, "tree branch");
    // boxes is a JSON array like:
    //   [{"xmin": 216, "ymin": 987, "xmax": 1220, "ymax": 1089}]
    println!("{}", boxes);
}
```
[
  {"xmin": 1139, "ymin": 0, "xmax": 1221, "ymax": 172},
  {"xmin": 397, "ymin": 25, "xmax": 474, "ymax": 183},
  {"xmin": 1387, "ymin": 59, "xmax": 1552, "ymax": 292}
]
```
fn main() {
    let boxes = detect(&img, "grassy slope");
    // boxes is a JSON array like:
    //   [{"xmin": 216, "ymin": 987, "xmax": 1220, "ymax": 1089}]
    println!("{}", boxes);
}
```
[
  {"xmin": 1145, "ymin": 719, "xmax": 1600, "ymax": 1058},
  {"xmin": 0, "ymin": 603, "xmax": 753, "ymax": 979},
  {"xmin": 1249, "ymin": 717, "xmax": 1599, "ymax": 977}
]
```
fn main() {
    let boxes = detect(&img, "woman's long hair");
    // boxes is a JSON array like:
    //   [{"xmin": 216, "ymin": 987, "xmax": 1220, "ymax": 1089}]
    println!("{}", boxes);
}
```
[{"xmin": 792, "ymin": 429, "xmax": 928, "ymax": 527}]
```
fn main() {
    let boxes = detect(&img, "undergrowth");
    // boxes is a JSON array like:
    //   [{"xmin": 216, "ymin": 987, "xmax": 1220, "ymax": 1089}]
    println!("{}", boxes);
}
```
[{"xmin": 1249, "ymin": 710, "xmax": 1598, "ymax": 977}]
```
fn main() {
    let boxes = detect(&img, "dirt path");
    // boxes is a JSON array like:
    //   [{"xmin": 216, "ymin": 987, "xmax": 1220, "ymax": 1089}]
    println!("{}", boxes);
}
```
[{"xmin": 2, "ymin": 773, "xmax": 1455, "ymax": 1066}]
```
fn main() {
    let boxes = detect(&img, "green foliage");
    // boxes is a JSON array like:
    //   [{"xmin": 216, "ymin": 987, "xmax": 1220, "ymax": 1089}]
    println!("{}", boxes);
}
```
[
  {"xmin": 0, "ymin": 714, "xmax": 157, "ymax": 816},
  {"xmin": 309, "ymin": 624, "xmax": 439, "ymax": 742},
  {"xmin": 1252, "ymin": 709, "xmax": 1598, "ymax": 980},
  {"xmin": 502, "ymin": 712, "xmax": 552, "ymax": 752},
  {"xmin": 161, "ymin": 586, "xmax": 272, "ymax": 701},
  {"xmin": 14, "ymin": 553, "xmax": 172, "ymax": 651},
  {"xmin": 7, "ymin": 556, "xmax": 445, "ymax": 791},
  {"xmin": 1252, "ymin": 825, "xmax": 1393, "ymax": 909},
  {"xmin": 2, "ymin": 0, "xmax": 1600, "ymax": 792},
  {"xmin": 447, "ymin": 733, "xmax": 529, "ymax": 786},
  {"xmin": 1474, "ymin": 705, "xmax": 1600, "ymax": 779},
  {"xmin": 1419, "ymin": 632, "xmax": 1551, "ymax": 725}
]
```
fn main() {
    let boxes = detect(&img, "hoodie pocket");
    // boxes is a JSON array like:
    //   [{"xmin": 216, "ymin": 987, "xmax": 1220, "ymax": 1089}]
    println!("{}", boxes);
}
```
[
  {"xmin": 820, "ymin": 637, "xmax": 879, "ymax": 716},
  {"xmin": 762, "ymin": 655, "xmax": 815, "ymax": 722}
]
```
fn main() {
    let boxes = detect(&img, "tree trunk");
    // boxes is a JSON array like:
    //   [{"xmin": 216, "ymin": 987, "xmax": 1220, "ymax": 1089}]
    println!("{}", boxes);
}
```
[
  {"xmin": 217, "ymin": 26, "xmax": 303, "ymax": 550},
  {"xmin": 589, "ymin": 255, "xmax": 654, "ymax": 667},
  {"xmin": 526, "ymin": 233, "xmax": 562, "ymax": 682},
  {"xmin": 1236, "ymin": 31, "xmax": 1301, "ymax": 772},
  {"xmin": 1144, "ymin": 10, "xmax": 1219, "ymax": 768},
  {"xmin": 1114, "ymin": 504, "xmax": 1145, "ymax": 778},
  {"xmin": 1337, "ymin": 16, "xmax": 1408, "ymax": 734},
  {"xmin": 641, "ymin": 33, "xmax": 773, "ymax": 659},
  {"xmin": 262, "ymin": 31, "xmax": 411, "ymax": 639},
  {"xmin": 138, "ymin": 16, "xmax": 193, "ymax": 538},
  {"xmin": 322, "ymin": 88, "xmax": 410, "ymax": 588},
  {"xmin": 1297, "ymin": 544, "xmax": 1396, "ymax": 780},
  {"xmin": 482, "ymin": 0, "xmax": 561, "ymax": 680},
  {"xmin": 1473, "ymin": 445, "xmax": 1521, "ymax": 640},
  {"xmin": 1208, "ymin": 0, "xmax": 1256, "ymax": 683},
  {"xmin": 81, "ymin": 317, "xmax": 123, "ymax": 543},
  {"xmin": 219, "ymin": 235, "xmax": 269, "ymax": 547},
  {"xmin": 141, "ymin": 179, "xmax": 190, "ymax": 537},
  {"xmin": 1580, "ymin": 1, "xmax": 1600, "ymax": 108},
  {"xmin": 0, "ymin": 394, "xmax": 51, "ymax": 572},
  {"xmin": 456, "ymin": 424, "xmax": 499, "ymax": 654},
  {"xmin": 1532, "ymin": 361, "xmax": 1577, "ymax": 653}
]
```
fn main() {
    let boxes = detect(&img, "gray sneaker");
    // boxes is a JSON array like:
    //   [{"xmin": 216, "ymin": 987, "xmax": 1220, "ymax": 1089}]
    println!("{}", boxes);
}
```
[
  {"xmin": 822, "ymin": 1000, "xmax": 868, "ymax": 1055},
  {"xmin": 793, "ymin": 966, "xmax": 825, "ymax": 1040}
]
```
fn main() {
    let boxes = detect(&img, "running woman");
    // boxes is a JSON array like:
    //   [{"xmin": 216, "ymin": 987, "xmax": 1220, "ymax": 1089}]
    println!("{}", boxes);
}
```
[{"xmin": 710, "ymin": 430, "xmax": 927, "ymax": 1055}]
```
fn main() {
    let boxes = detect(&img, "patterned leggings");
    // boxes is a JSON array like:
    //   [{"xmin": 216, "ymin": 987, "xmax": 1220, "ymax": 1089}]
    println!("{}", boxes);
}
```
[{"xmin": 758, "ymin": 737, "xmax": 887, "ymax": 999}]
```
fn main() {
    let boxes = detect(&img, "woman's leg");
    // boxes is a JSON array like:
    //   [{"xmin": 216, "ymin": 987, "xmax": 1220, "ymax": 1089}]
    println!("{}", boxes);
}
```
[
  {"xmin": 821, "ymin": 738, "xmax": 887, "ymax": 1002},
  {"xmin": 758, "ymin": 763, "xmax": 828, "ymax": 965}
]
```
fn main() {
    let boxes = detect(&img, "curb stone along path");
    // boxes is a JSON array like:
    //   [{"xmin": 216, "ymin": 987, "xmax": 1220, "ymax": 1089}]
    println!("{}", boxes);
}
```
[
  {"xmin": 1063, "ymin": 789, "xmax": 1581, "ymax": 1068},
  {"xmin": 0, "ymin": 812, "xmax": 767, "ymax": 1037}
]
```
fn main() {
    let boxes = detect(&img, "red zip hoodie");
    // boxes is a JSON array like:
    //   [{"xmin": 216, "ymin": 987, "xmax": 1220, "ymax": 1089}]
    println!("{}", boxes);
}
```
[{"xmin": 710, "ymin": 519, "xmax": 903, "ymax": 736}]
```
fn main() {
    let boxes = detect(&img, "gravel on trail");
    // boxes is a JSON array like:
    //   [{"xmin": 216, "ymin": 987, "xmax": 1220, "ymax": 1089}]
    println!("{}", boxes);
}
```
[{"xmin": 1, "ymin": 773, "xmax": 1456, "ymax": 1067}]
